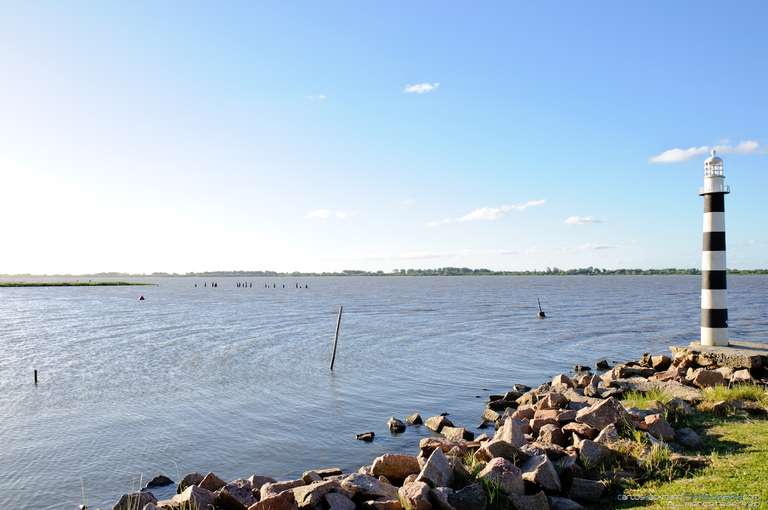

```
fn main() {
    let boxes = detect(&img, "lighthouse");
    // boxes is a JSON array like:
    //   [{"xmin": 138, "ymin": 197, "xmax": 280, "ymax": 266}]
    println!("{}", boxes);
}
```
[{"xmin": 699, "ymin": 149, "xmax": 730, "ymax": 346}]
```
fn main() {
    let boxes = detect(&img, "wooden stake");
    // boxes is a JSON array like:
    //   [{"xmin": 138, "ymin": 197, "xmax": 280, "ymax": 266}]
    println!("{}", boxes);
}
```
[
  {"xmin": 330, "ymin": 305, "xmax": 343, "ymax": 370},
  {"xmin": 34, "ymin": 369, "xmax": 38, "ymax": 385}
]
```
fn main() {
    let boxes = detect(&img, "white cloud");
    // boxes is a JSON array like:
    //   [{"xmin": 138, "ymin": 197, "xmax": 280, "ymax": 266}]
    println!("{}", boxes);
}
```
[
  {"xmin": 306, "ymin": 94, "xmax": 327, "ymax": 102},
  {"xmin": 564, "ymin": 216, "xmax": 602, "ymax": 225},
  {"xmin": 650, "ymin": 140, "xmax": 761, "ymax": 164},
  {"xmin": 577, "ymin": 243, "xmax": 615, "ymax": 251},
  {"xmin": 403, "ymin": 82, "xmax": 440, "ymax": 94},
  {"xmin": 306, "ymin": 209, "xmax": 356, "ymax": 221},
  {"xmin": 306, "ymin": 209, "xmax": 331, "ymax": 220},
  {"xmin": 428, "ymin": 200, "xmax": 545, "ymax": 227}
]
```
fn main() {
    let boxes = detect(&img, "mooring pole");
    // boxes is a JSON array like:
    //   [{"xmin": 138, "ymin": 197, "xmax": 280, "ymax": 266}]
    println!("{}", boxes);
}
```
[
  {"xmin": 330, "ymin": 305, "xmax": 343, "ymax": 371},
  {"xmin": 34, "ymin": 369, "xmax": 38, "ymax": 385}
]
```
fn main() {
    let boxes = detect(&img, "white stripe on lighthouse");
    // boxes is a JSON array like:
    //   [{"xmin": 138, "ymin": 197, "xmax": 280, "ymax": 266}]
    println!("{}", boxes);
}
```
[
  {"xmin": 703, "ymin": 212, "xmax": 725, "ymax": 232},
  {"xmin": 701, "ymin": 327, "xmax": 728, "ymax": 346},
  {"xmin": 701, "ymin": 251, "xmax": 726, "ymax": 271},
  {"xmin": 701, "ymin": 289, "xmax": 727, "ymax": 309}
]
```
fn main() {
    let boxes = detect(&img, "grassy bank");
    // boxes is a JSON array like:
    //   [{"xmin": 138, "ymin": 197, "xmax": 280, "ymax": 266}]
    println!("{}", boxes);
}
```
[
  {"xmin": 615, "ymin": 385, "xmax": 768, "ymax": 509},
  {"xmin": 0, "ymin": 281, "xmax": 153, "ymax": 287},
  {"xmin": 617, "ymin": 418, "xmax": 768, "ymax": 509}
]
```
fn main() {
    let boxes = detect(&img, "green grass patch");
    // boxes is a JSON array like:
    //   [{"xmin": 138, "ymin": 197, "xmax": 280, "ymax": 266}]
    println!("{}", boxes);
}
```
[
  {"xmin": 702, "ymin": 384, "xmax": 768, "ymax": 406},
  {"xmin": 616, "ymin": 417, "xmax": 768, "ymax": 509},
  {"xmin": 622, "ymin": 388, "xmax": 673, "ymax": 409}
]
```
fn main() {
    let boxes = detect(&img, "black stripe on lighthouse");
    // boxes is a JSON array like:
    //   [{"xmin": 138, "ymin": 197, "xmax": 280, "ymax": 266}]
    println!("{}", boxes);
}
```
[
  {"xmin": 702, "ymin": 232, "xmax": 726, "ymax": 251},
  {"xmin": 702, "ymin": 270, "xmax": 727, "ymax": 289},
  {"xmin": 701, "ymin": 308, "xmax": 728, "ymax": 328},
  {"xmin": 704, "ymin": 194, "xmax": 725, "ymax": 212}
]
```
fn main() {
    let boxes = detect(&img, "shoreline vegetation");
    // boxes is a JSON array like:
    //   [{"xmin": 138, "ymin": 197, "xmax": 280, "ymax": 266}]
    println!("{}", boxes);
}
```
[
  {"xmin": 3, "ymin": 267, "xmax": 768, "ymax": 279},
  {"xmin": 0, "ymin": 281, "xmax": 153, "ymax": 287},
  {"xmin": 109, "ymin": 345, "xmax": 768, "ymax": 510}
]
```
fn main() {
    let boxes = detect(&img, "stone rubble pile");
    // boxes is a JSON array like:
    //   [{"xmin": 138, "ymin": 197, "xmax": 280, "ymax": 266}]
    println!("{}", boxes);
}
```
[{"xmin": 110, "ymin": 347, "xmax": 767, "ymax": 510}]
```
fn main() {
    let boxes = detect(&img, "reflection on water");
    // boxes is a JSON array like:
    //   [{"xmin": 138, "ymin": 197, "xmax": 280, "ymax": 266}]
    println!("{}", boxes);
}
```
[{"xmin": 0, "ymin": 275, "xmax": 766, "ymax": 509}]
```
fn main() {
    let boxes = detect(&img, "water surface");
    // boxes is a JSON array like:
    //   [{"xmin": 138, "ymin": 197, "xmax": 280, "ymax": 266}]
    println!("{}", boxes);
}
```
[{"xmin": 1, "ymin": 276, "xmax": 766, "ymax": 509}]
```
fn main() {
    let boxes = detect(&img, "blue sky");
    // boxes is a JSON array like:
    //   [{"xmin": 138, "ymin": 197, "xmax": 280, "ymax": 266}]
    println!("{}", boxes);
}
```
[{"xmin": 1, "ymin": 1, "xmax": 766, "ymax": 273}]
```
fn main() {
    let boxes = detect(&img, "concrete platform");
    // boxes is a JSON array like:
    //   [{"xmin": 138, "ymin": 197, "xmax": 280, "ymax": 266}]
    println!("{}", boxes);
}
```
[{"xmin": 670, "ymin": 340, "xmax": 768, "ymax": 370}]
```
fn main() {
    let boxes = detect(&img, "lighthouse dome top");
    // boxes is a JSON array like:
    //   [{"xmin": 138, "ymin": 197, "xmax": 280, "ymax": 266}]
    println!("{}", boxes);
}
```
[{"xmin": 704, "ymin": 149, "xmax": 724, "ymax": 177}]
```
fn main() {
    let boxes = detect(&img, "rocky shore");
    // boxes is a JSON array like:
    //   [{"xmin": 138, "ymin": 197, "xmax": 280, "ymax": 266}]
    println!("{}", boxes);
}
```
[{"xmin": 109, "ymin": 344, "xmax": 768, "ymax": 510}]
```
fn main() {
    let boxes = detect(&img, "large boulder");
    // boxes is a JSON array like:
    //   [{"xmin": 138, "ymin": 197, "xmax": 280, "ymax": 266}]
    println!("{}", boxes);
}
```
[
  {"xmin": 691, "ymin": 369, "xmax": 726, "ymax": 388},
  {"xmin": 325, "ymin": 492, "xmax": 356, "ymax": 510},
  {"xmin": 248, "ymin": 475, "xmax": 278, "ymax": 492},
  {"xmin": 578, "ymin": 439, "xmax": 612, "ymax": 468},
  {"xmin": 644, "ymin": 414, "xmax": 674, "ymax": 442},
  {"xmin": 575, "ymin": 398, "xmax": 628, "ymax": 431},
  {"xmin": 177, "ymin": 473, "xmax": 205, "ymax": 494},
  {"xmin": 509, "ymin": 491, "xmax": 550, "ymax": 510},
  {"xmin": 425, "ymin": 415, "xmax": 454, "ymax": 433},
  {"xmin": 552, "ymin": 374, "xmax": 574, "ymax": 388},
  {"xmin": 447, "ymin": 483, "xmax": 486, "ymax": 510},
  {"xmin": 248, "ymin": 490, "xmax": 298, "ymax": 510},
  {"xmin": 495, "ymin": 417, "xmax": 527, "ymax": 447},
  {"xmin": 416, "ymin": 448, "xmax": 453, "ymax": 488},
  {"xmin": 568, "ymin": 478, "xmax": 604, "ymax": 503},
  {"xmin": 594, "ymin": 424, "xmax": 619, "ymax": 444},
  {"xmin": 145, "ymin": 475, "xmax": 174, "ymax": 489},
  {"xmin": 521, "ymin": 454, "xmax": 561, "ymax": 493},
  {"xmin": 261, "ymin": 480, "xmax": 306, "ymax": 500},
  {"xmin": 113, "ymin": 492, "xmax": 157, "ymax": 510},
  {"xmin": 441, "ymin": 426, "xmax": 473, "ymax": 441},
  {"xmin": 651, "ymin": 355, "xmax": 672, "ymax": 371},
  {"xmin": 655, "ymin": 380, "xmax": 703, "ymax": 402},
  {"xmin": 398, "ymin": 481, "xmax": 432, "ymax": 510},
  {"xmin": 538, "ymin": 424, "xmax": 567, "ymax": 447},
  {"xmin": 217, "ymin": 479, "xmax": 257, "ymax": 510},
  {"xmin": 538, "ymin": 392, "xmax": 569, "ymax": 410},
  {"xmin": 562, "ymin": 422, "xmax": 598, "ymax": 440},
  {"xmin": 406, "ymin": 413, "xmax": 424, "ymax": 425},
  {"xmin": 292, "ymin": 480, "xmax": 340, "ymax": 508},
  {"xmin": 430, "ymin": 487, "xmax": 455, "ymax": 510},
  {"xmin": 371, "ymin": 454, "xmax": 421, "ymax": 483},
  {"xmin": 476, "ymin": 457, "xmax": 524, "ymax": 496},
  {"xmin": 387, "ymin": 417, "xmax": 407, "ymax": 433},
  {"xmin": 170, "ymin": 486, "xmax": 216, "ymax": 510},
  {"xmin": 199, "ymin": 472, "xmax": 227, "ymax": 492},
  {"xmin": 340, "ymin": 474, "xmax": 398, "ymax": 500}
]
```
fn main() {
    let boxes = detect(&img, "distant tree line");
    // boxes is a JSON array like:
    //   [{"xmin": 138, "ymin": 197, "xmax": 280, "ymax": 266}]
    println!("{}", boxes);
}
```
[{"xmin": 7, "ymin": 267, "xmax": 767, "ymax": 277}]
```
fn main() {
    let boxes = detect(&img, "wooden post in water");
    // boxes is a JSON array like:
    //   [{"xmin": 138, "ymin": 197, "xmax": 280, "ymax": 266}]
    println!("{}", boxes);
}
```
[
  {"xmin": 330, "ymin": 305, "xmax": 343, "ymax": 371},
  {"xmin": 34, "ymin": 369, "xmax": 38, "ymax": 385}
]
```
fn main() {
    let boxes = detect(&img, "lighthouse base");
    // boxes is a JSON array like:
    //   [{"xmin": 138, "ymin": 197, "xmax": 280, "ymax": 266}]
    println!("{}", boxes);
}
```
[{"xmin": 701, "ymin": 327, "xmax": 729, "ymax": 347}]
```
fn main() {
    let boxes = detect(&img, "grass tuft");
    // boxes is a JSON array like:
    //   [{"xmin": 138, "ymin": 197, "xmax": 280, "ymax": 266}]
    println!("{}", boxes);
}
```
[
  {"xmin": 622, "ymin": 388, "xmax": 673, "ymax": 409},
  {"xmin": 702, "ymin": 384, "xmax": 768, "ymax": 405}
]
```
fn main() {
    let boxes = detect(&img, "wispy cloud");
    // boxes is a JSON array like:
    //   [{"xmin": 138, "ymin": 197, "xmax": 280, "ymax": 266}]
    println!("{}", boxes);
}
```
[
  {"xmin": 403, "ymin": 82, "xmax": 440, "ymax": 94},
  {"xmin": 427, "ymin": 199, "xmax": 546, "ymax": 227},
  {"xmin": 306, "ymin": 94, "xmax": 327, "ymax": 102},
  {"xmin": 650, "ymin": 140, "xmax": 761, "ymax": 164},
  {"xmin": 564, "ymin": 216, "xmax": 602, "ymax": 225},
  {"xmin": 578, "ymin": 243, "xmax": 615, "ymax": 251},
  {"xmin": 306, "ymin": 209, "xmax": 356, "ymax": 221}
]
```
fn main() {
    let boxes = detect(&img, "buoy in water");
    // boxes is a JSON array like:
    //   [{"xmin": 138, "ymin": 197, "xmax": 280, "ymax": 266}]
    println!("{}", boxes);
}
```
[
  {"xmin": 139, "ymin": 295, "xmax": 145, "ymax": 301},
  {"xmin": 537, "ymin": 298, "xmax": 546, "ymax": 319}
]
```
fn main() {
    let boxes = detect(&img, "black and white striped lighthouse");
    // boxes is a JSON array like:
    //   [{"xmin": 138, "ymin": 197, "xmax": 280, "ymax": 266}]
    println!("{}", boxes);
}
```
[{"xmin": 699, "ymin": 149, "xmax": 730, "ymax": 346}]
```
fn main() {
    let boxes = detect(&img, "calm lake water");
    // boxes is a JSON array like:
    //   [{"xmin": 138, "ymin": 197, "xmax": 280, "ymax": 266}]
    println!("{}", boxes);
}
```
[{"xmin": 1, "ymin": 276, "xmax": 766, "ymax": 509}]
